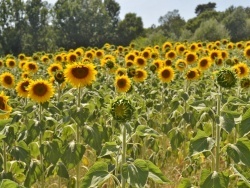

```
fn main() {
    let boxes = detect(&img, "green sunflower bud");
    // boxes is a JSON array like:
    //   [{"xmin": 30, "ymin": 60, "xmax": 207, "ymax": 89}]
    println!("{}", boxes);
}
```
[
  {"xmin": 106, "ymin": 60, "xmax": 115, "ymax": 69},
  {"xmin": 111, "ymin": 98, "xmax": 134, "ymax": 122},
  {"xmin": 216, "ymin": 68, "xmax": 237, "ymax": 88},
  {"xmin": 240, "ymin": 78, "xmax": 250, "ymax": 89},
  {"xmin": 149, "ymin": 64, "xmax": 157, "ymax": 73},
  {"xmin": 54, "ymin": 70, "xmax": 65, "ymax": 84},
  {"xmin": 127, "ymin": 67, "xmax": 136, "ymax": 78}
]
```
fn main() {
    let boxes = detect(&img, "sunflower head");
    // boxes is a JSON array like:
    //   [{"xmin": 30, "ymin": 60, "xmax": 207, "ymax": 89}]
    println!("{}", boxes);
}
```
[
  {"xmin": 106, "ymin": 60, "xmax": 115, "ymax": 69},
  {"xmin": 149, "ymin": 64, "xmax": 157, "ymax": 73},
  {"xmin": 216, "ymin": 68, "xmax": 237, "ymax": 88},
  {"xmin": 127, "ymin": 67, "xmax": 136, "ymax": 78},
  {"xmin": 240, "ymin": 78, "xmax": 250, "ymax": 89},
  {"xmin": 115, "ymin": 75, "xmax": 131, "ymax": 93},
  {"xmin": 0, "ymin": 91, "xmax": 12, "ymax": 119},
  {"xmin": 111, "ymin": 98, "xmax": 134, "ymax": 122},
  {"xmin": 54, "ymin": 70, "xmax": 65, "ymax": 84}
]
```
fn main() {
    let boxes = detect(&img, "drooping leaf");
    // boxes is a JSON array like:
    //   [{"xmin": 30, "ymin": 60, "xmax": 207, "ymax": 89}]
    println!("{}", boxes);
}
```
[
  {"xmin": 61, "ymin": 141, "xmax": 85, "ymax": 169},
  {"xmin": 98, "ymin": 142, "xmax": 119, "ymax": 158},
  {"xmin": 239, "ymin": 107, "xmax": 250, "ymax": 137},
  {"xmin": 190, "ymin": 130, "xmax": 215, "ymax": 155},
  {"xmin": 81, "ymin": 161, "xmax": 110, "ymax": 188},
  {"xmin": 40, "ymin": 140, "xmax": 61, "ymax": 165},
  {"xmin": 220, "ymin": 112, "xmax": 235, "ymax": 133},
  {"xmin": 10, "ymin": 141, "xmax": 31, "ymax": 165},
  {"xmin": 167, "ymin": 128, "xmax": 185, "ymax": 151},
  {"xmin": 135, "ymin": 125, "xmax": 160, "ymax": 137},
  {"xmin": 146, "ymin": 160, "xmax": 170, "ymax": 184},
  {"xmin": 200, "ymin": 170, "xmax": 229, "ymax": 188},
  {"xmin": 24, "ymin": 160, "xmax": 43, "ymax": 187}
]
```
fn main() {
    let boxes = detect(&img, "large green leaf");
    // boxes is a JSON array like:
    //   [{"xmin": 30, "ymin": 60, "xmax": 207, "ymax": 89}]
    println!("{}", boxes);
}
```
[
  {"xmin": 81, "ymin": 161, "xmax": 110, "ymax": 188},
  {"xmin": 226, "ymin": 144, "xmax": 240, "ymax": 163},
  {"xmin": 98, "ymin": 142, "xmax": 119, "ymax": 158},
  {"xmin": 200, "ymin": 170, "xmax": 229, "ymax": 188},
  {"xmin": 40, "ymin": 140, "xmax": 61, "ymax": 165},
  {"xmin": 1, "ymin": 126, "xmax": 15, "ymax": 145},
  {"xmin": 220, "ymin": 112, "xmax": 235, "ymax": 133},
  {"xmin": 146, "ymin": 160, "xmax": 170, "ymax": 184},
  {"xmin": 0, "ymin": 179, "xmax": 25, "ymax": 188},
  {"xmin": 122, "ymin": 159, "xmax": 149, "ymax": 188},
  {"xmin": 167, "ymin": 128, "xmax": 184, "ymax": 151},
  {"xmin": 190, "ymin": 130, "xmax": 215, "ymax": 155},
  {"xmin": 10, "ymin": 141, "xmax": 31, "ymax": 165},
  {"xmin": 178, "ymin": 178, "xmax": 192, "ymax": 188},
  {"xmin": 239, "ymin": 107, "xmax": 250, "ymax": 137},
  {"xmin": 235, "ymin": 138, "xmax": 250, "ymax": 167},
  {"xmin": 61, "ymin": 141, "xmax": 85, "ymax": 169},
  {"xmin": 24, "ymin": 160, "xmax": 43, "ymax": 187},
  {"xmin": 135, "ymin": 125, "xmax": 160, "ymax": 137}
]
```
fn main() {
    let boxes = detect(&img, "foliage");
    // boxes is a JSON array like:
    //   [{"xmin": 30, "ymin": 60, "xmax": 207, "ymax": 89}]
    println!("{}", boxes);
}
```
[{"xmin": 195, "ymin": 2, "xmax": 216, "ymax": 15}]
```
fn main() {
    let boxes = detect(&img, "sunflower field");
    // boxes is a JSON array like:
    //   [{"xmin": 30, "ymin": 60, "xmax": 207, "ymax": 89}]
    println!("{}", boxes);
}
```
[{"xmin": 1, "ymin": 39, "xmax": 250, "ymax": 188}]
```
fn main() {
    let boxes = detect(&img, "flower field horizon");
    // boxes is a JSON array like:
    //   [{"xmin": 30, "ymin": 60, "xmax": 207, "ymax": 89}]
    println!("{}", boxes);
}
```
[{"xmin": 1, "ymin": 39, "xmax": 250, "ymax": 188}]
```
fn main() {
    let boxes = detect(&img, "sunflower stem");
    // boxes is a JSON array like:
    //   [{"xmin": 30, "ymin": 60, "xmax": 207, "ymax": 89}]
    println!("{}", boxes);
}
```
[
  {"xmin": 57, "ymin": 83, "xmax": 61, "ymax": 103},
  {"xmin": 121, "ymin": 124, "xmax": 127, "ymax": 188},
  {"xmin": 3, "ymin": 141, "xmax": 7, "ymax": 173},
  {"xmin": 39, "ymin": 103, "xmax": 45, "ymax": 188},
  {"xmin": 215, "ymin": 86, "xmax": 221, "ymax": 172},
  {"xmin": 76, "ymin": 87, "xmax": 81, "ymax": 188}
]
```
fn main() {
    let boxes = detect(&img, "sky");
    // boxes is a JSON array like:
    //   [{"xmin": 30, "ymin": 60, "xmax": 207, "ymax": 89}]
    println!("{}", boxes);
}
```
[{"xmin": 45, "ymin": 0, "xmax": 250, "ymax": 28}]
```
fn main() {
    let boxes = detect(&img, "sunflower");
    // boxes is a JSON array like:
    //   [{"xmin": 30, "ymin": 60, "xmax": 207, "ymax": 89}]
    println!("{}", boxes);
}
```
[
  {"xmin": 141, "ymin": 49, "xmax": 151, "ymax": 59},
  {"xmin": 176, "ymin": 44, "xmax": 186, "ymax": 54},
  {"xmin": 125, "ymin": 60, "xmax": 134, "ymax": 67},
  {"xmin": 233, "ymin": 63, "xmax": 249, "ymax": 78},
  {"xmin": 0, "ymin": 91, "xmax": 12, "ymax": 119},
  {"xmin": 15, "ymin": 79, "xmax": 32, "ymax": 98},
  {"xmin": 151, "ymin": 51, "xmax": 159, "ymax": 59},
  {"xmin": 117, "ymin": 46, "xmax": 124, "ymax": 53},
  {"xmin": 41, "ymin": 55, "xmax": 50, "ymax": 63},
  {"xmin": 158, "ymin": 66, "xmax": 175, "ymax": 83},
  {"xmin": 125, "ymin": 52, "xmax": 136, "ymax": 62},
  {"xmin": 116, "ymin": 67, "xmax": 127, "ymax": 76},
  {"xmin": 0, "ymin": 72, "xmax": 15, "ymax": 89},
  {"xmin": 21, "ymin": 71, "xmax": 30, "ymax": 79},
  {"xmin": 6, "ymin": 58, "xmax": 16, "ymax": 68},
  {"xmin": 164, "ymin": 59, "xmax": 172, "ymax": 66},
  {"xmin": 185, "ymin": 51, "xmax": 198, "ymax": 65},
  {"xmin": 215, "ymin": 58, "xmax": 224, "ymax": 66},
  {"xmin": 0, "ymin": 59, "xmax": 4, "ymax": 68},
  {"xmin": 64, "ymin": 62, "xmax": 97, "ymax": 88},
  {"xmin": 165, "ymin": 50, "xmax": 177, "ymax": 60},
  {"xmin": 111, "ymin": 98, "xmax": 134, "ymax": 122},
  {"xmin": 18, "ymin": 53, "xmax": 26, "ymax": 61},
  {"xmin": 24, "ymin": 61, "xmax": 39, "ymax": 73},
  {"xmin": 74, "ymin": 48, "xmax": 84, "ymax": 57},
  {"xmin": 185, "ymin": 68, "xmax": 200, "ymax": 81},
  {"xmin": 244, "ymin": 46, "xmax": 250, "ymax": 59},
  {"xmin": 162, "ymin": 41, "xmax": 173, "ymax": 52},
  {"xmin": 220, "ymin": 50, "xmax": 229, "ymax": 60},
  {"xmin": 54, "ymin": 54, "xmax": 64, "ymax": 62},
  {"xmin": 189, "ymin": 43, "xmax": 198, "ymax": 51},
  {"xmin": 133, "ymin": 68, "xmax": 148, "ymax": 82},
  {"xmin": 115, "ymin": 75, "xmax": 131, "ymax": 93},
  {"xmin": 134, "ymin": 56, "xmax": 147, "ymax": 68},
  {"xmin": 27, "ymin": 79, "xmax": 55, "ymax": 103},
  {"xmin": 175, "ymin": 59, "xmax": 187, "ymax": 71},
  {"xmin": 240, "ymin": 78, "xmax": 250, "ymax": 89},
  {"xmin": 198, "ymin": 57, "xmax": 212, "ymax": 71},
  {"xmin": 95, "ymin": 49, "xmax": 105, "ymax": 59},
  {"xmin": 66, "ymin": 52, "xmax": 78, "ymax": 63},
  {"xmin": 236, "ymin": 41, "xmax": 244, "ymax": 49},
  {"xmin": 227, "ymin": 42, "xmax": 234, "ymax": 50},
  {"xmin": 152, "ymin": 59, "xmax": 163, "ymax": 71},
  {"xmin": 84, "ymin": 50, "xmax": 95, "ymax": 60},
  {"xmin": 47, "ymin": 63, "xmax": 63, "ymax": 76},
  {"xmin": 54, "ymin": 70, "xmax": 65, "ymax": 84}
]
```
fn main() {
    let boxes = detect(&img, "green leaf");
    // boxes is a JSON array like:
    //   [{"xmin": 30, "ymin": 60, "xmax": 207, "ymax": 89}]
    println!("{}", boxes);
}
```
[
  {"xmin": 0, "ymin": 179, "xmax": 24, "ymax": 188},
  {"xmin": 190, "ymin": 130, "xmax": 215, "ymax": 155},
  {"xmin": 146, "ymin": 160, "xmax": 170, "ymax": 184},
  {"xmin": 178, "ymin": 178, "xmax": 192, "ymax": 188},
  {"xmin": 29, "ymin": 142, "xmax": 40, "ymax": 158},
  {"xmin": 239, "ymin": 107, "xmax": 250, "ymax": 137},
  {"xmin": 135, "ymin": 125, "xmax": 160, "ymax": 137},
  {"xmin": 98, "ymin": 142, "xmax": 119, "ymax": 158},
  {"xmin": 0, "ymin": 118, "xmax": 11, "ymax": 129},
  {"xmin": 24, "ymin": 160, "xmax": 43, "ymax": 187},
  {"xmin": 61, "ymin": 141, "xmax": 85, "ymax": 169},
  {"xmin": 167, "ymin": 128, "xmax": 185, "ymax": 151},
  {"xmin": 220, "ymin": 112, "xmax": 235, "ymax": 133},
  {"xmin": 10, "ymin": 141, "xmax": 31, "ymax": 164},
  {"xmin": 40, "ymin": 140, "xmax": 61, "ymax": 165},
  {"xmin": 226, "ymin": 144, "xmax": 240, "ymax": 163},
  {"xmin": 123, "ymin": 159, "xmax": 149, "ymax": 188},
  {"xmin": 200, "ymin": 170, "xmax": 229, "ymax": 188},
  {"xmin": 53, "ymin": 161, "xmax": 69, "ymax": 179},
  {"xmin": 236, "ymin": 138, "xmax": 250, "ymax": 167},
  {"xmin": 1, "ymin": 126, "xmax": 15, "ymax": 145},
  {"xmin": 60, "ymin": 124, "xmax": 76, "ymax": 141},
  {"xmin": 81, "ymin": 161, "xmax": 110, "ymax": 188}
]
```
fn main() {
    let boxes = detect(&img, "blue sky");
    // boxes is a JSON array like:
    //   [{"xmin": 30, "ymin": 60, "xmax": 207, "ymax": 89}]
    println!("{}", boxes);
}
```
[{"xmin": 46, "ymin": 0, "xmax": 250, "ymax": 28}]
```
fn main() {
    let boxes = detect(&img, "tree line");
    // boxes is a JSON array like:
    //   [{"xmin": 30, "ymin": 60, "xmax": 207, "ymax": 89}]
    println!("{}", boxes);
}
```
[{"xmin": 0, "ymin": 1, "xmax": 250, "ymax": 56}]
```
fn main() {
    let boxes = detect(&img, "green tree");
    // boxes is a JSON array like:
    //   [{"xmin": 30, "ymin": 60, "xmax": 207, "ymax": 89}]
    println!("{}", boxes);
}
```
[
  {"xmin": 223, "ymin": 6, "xmax": 248, "ymax": 42},
  {"xmin": 195, "ymin": 2, "xmax": 216, "ymax": 15},
  {"xmin": 192, "ymin": 18, "xmax": 230, "ymax": 41},
  {"xmin": 117, "ymin": 13, "xmax": 144, "ymax": 46},
  {"xmin": 158, "ymin": 9, "xmax": 186, "ymax": 40},
  {"xmin": 24, "ymin": 0, "xmax": 53, "ymax": 54},
  {"xmin": 0, "ymin": 0, "xmax": 26, "ymax": 55}
]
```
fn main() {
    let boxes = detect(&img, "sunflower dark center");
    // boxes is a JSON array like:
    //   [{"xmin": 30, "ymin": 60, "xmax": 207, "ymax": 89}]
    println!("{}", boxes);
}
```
[
  {"xmin": 69, "ymin": 55, "xmax": 77, "ymax": 62},
  {"xmin": 162, "ymin": 69, "xmax": 170, "ymax": 78},
  {"xmin": 4, "ymin": 76, "xmax": 12, "ymax": 85},
  {"xmin": 136, "ymin": 71, "xmax": 143, "ymax": 78},
  {"xmin": 0, "ymin": 97, "xmax": 5, "ymax": 110},
  {"xmin": 117, "ymin": 78, "xmax": 126, "ymax": 88},
  {"xmin": 137, "ymin": 58, "xmax": 145, "ymax": 65},
  {"xmin": 128, "ymin": 55, "xmax": 135, "ymax": 61},
  {"xmin": 200, "ymin": 59, "xmax": 208, "ymax": 67},
  {"xmin": 187, "ymin": 54, "xmax": 195, "ymax": 62},
  {"xmin": 239, "ymin": 67, "xmax": 245, "ymax": 74},
  {"xmin": 33, "ymin": 83, "xmax": 48, "ymax": 96},
  {"xmin": 51, "ymin": 66, "xmax": 59, "ymax": 72},
  {"xmin": 9, "ymin": 61, "xmax": 15, "ymax": 66},
  {"xmin": 165, "ymin": 59, "xmax": 172, "ymax": 66},
  {"xmin": 168, "ymin": 52, "xmax": 175, "ymax": 58},
  {"xmin": 246, "ymin": 49, "xmax": 250, "ymax": 56},
  {"xmin": 72, "ymin": 66, "xmax": 89, "ymax": 79},
  {"xmin": 187, "ymin": 71, "xmax": 196, "ymax": 78},
  {"xmin": 21, "ymin": 81, "xmax": 29, "ymax": 92},
  {"xmin": 29, "ymin": 64, "xmax": 36, "ymax": 70}
]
